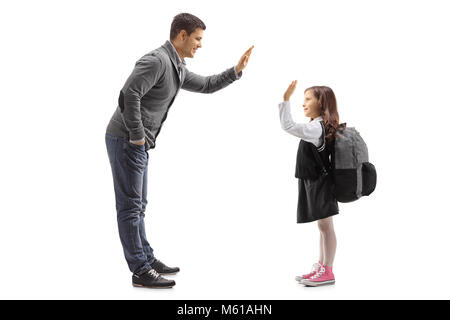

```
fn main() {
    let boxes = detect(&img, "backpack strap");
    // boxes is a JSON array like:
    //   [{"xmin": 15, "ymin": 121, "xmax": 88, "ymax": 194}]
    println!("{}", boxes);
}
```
[
  {"xmin": 312, "ymin": 121, "xmax": 328, "ymax": 176},
  {"xmin": 317, "ymin": 121, "xmax": 326, "ymax": 152}
]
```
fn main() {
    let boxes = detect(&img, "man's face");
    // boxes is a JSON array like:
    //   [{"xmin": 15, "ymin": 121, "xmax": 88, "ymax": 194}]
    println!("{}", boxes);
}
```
[{"xmin": 181, "ymin": 28, "xmax": 203, "ymax": 58}]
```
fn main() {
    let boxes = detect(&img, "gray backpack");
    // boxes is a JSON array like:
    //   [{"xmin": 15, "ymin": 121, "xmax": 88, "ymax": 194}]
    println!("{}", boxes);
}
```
[
  {"xmin": 332, "ymin": 127, "xmax": 376, "ymax": 202},
  {"xmin": 314, "ymin": 125, "xmax": 377, "ymax": 203}
]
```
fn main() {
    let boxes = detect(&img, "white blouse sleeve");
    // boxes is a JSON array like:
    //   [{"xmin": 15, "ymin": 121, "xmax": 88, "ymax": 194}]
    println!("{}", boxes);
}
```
[{"xmin": 278, "ymin": 101, "xmax": 323, "ymax": 146}]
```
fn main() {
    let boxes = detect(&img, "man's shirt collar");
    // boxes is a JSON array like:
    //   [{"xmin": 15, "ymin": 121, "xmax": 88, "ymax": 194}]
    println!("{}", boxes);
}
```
[{"xmin": 167, "ymin": 40, "xmax": 186, "ymax": 68}]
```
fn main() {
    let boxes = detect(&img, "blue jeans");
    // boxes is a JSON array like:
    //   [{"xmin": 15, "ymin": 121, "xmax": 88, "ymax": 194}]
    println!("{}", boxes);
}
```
[{"xmin": 105, "ymin": 133, "xmax": 155, "ymax": 275}]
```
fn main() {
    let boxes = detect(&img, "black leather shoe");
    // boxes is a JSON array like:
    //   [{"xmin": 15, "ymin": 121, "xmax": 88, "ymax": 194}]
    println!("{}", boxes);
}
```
[
  {"xmin": 132, "ymin": 269, "xmax": 175, "ymax": 289},
  {"xmin": 150, "ymin": 259, "xmax": 180, "ymax": 275}
]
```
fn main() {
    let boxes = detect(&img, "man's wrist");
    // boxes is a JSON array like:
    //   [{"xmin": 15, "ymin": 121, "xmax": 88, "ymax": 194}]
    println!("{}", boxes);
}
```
[{"xmin": 234, "ymin": 66, "xmax": 242, "ymax": 78}]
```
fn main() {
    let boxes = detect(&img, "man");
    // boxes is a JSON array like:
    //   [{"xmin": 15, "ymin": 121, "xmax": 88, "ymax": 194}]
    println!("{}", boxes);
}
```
[{"xmin": 105, "ymin": 13, "xmax": 253, "ymax": 289}]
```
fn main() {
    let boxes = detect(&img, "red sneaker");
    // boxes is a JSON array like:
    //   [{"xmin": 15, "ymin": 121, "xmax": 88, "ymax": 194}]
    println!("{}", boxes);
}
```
[
  {"xmin": 295, "ymin": 263, "xmax": 322, "ymax": 282},
  {"xmin": 301, "ymin": 265, "xmax": 335, "ymax": 287}
]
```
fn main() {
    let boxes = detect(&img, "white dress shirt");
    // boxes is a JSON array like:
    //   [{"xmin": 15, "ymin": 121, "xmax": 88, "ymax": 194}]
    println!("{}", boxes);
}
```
[
  {"xmin": 168, "ymin": 41, "xmax": 186, "ymax": 81},
  {"xmin": 278, "ymin": 101, "xmax": 323, "ymax": 147}
]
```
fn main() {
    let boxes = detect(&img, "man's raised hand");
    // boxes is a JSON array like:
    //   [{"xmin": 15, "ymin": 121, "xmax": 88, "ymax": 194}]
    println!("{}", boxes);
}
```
[{"xmin": 236, "ymin": 45, "xmax": 254, "ymax": 74}]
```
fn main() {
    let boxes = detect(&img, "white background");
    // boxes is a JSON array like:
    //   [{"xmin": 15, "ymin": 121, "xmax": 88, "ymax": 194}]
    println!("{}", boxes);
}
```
[{"xmin": 1, "ymin": 0, "xmax": 449, "ymax": 299}]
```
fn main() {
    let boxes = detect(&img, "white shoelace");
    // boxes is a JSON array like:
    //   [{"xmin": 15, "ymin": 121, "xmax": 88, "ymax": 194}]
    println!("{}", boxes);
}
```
[
  {"xmin": 309, "ymin": 266, "xmax": 326, "ymax": 280},
  {"xmin": 148, "ymin": 269, "xmax": 160, "ymax": 278},
  {"xmin": 311, "ymin": 263, "xmax": 321, "ymax": 273}
]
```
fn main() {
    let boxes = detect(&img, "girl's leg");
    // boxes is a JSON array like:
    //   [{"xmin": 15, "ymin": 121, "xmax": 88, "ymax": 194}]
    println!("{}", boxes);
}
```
[
  {"xmin": 317, "ymin": 216, "xmax": 337, "ymax": 267},
  {"xmin": 319, "ymin": 233, "xmax": 324, "ymax": 264},
  {"xmin": 300, "ymin": 217, "xmax": 336, "ymax": 286}
]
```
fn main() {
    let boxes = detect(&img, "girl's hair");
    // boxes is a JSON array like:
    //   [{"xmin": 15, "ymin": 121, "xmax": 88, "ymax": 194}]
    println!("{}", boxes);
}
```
[{"xmin": 304, "ymin": 86, "xmax": 346, "ymax": 142}]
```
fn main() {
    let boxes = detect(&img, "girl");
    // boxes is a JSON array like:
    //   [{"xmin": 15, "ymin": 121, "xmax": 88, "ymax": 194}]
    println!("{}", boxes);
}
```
[{"xmin": 278, "ymin": 81, "xmax": 345, "ymax": 287}]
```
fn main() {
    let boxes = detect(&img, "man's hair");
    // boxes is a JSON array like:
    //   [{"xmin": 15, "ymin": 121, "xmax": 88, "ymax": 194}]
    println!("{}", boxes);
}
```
[{"xmin": 170, "ymin": 13, "xmax": 206, "ymax": 40}]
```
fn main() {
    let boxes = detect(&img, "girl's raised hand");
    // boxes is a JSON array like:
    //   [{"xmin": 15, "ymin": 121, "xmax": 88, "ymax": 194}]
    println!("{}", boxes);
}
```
[{"xmin": 283, "ymin": 80, "xmax": 297, "ymax": 102}]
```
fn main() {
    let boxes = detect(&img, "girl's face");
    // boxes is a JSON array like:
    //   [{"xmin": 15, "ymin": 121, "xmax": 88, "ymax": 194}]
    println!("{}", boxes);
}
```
[{"xmin": 303, "ymin": 90, "xmax": 321, "ymax": 119}]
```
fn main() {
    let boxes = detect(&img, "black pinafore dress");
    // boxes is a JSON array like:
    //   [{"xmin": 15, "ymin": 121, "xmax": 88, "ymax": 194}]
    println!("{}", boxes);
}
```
[{"xmin": 296, "ymin": 121, "xmax": 339, "ymax": 223}]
